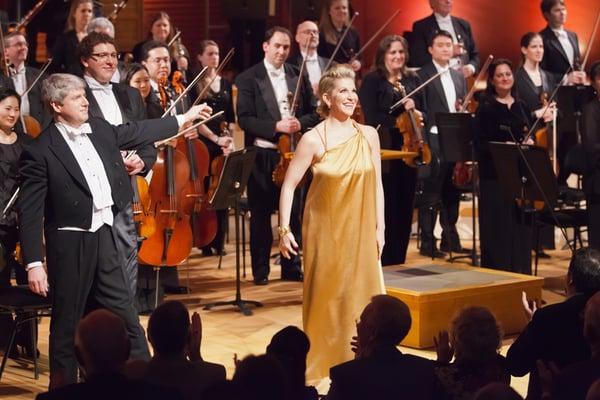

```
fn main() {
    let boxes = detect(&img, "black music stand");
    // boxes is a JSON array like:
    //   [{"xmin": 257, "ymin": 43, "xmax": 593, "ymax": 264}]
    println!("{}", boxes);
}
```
[
  {"xmin": 489, "ymin": 142, "xmax": 558, "ymax": 274},
  {"xmin": 435, "ymin": 112, "xmax": 479, "ymax": 266},
  {"xmin": 203, "ymin": 148, "xmax": 261, "ymax": 316}
]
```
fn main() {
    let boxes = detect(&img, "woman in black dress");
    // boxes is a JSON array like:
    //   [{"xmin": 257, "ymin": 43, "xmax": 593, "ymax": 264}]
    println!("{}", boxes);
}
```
[
  {"xmin": 50, "ymin": 0, "xmax": 93, "ymax": 74},
  {"xmin": 123, "ymin": 63, "xmax": 152, "ymax": 113},
  {"xmin": 359, "ymin": 35, "xmax": 425, "ymax": 265},
  {"xmin": 318, "ymin": 0, "xmax": 361, "ymax": 72},
  {"xmin": 474, "ymin": 58, "xmax": 535, "ymax": 274},
  {"xmin": 194, "ymin": 40, "xmax": 235, "ymax": 255}
]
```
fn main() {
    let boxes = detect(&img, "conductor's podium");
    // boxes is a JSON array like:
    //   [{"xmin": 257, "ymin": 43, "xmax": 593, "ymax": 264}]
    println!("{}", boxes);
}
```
[{"xmin": 384, "ymin": 264, "xmax": 544, "ymax": 349}]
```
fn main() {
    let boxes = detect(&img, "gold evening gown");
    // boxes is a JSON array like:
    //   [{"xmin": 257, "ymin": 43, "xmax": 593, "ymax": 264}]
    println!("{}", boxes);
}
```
[{"xmin": 302, "ymin": 121, "xmax": 385, "ymax": 381}]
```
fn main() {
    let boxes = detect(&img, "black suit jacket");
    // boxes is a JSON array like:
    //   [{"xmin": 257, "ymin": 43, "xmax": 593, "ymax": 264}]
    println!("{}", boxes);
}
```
[
  {"xmin": 514, "ymin": 67, "xmax": 554, "ymax": 116},
  {"xmin": 582, "ymin": 97, "xmax": 600, "ymax": 195},
  {"xmin": 7, "ymin": 67, "xmax": 48, "ymax": 124},
  {"xmin": 18, "ymin": 116, "xmax": 179, "ymax": 264},
  {"xmin": 409, "ymin": 14, "xmax": 479, "ymax": 70},
  {"xmin": 325, "ymin": 346, "xmax": 440, "ymax": 400},
  {"xmin": 287, "ymin": 52, "xmax": 328, "ymax": 74},
  {"xmin": 539, "ymin": 25, "xmax": 581, "ymax": 86},
  {"xmin": 85, "ymin": 82, "xmax": 156, "ymax": 173},
  {"xmin": 235, "ymin": 61, "xmax": 319, "ymax": 147},
  {"xmin": 50, "ymin": 30, "xmax": 81, "ymax": 75}
]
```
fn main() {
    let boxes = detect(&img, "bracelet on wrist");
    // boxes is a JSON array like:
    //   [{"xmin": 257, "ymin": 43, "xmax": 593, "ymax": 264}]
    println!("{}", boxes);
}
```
[{"xmin": 277, "ymin": 225, "xmax": 291, "ymax": 237}]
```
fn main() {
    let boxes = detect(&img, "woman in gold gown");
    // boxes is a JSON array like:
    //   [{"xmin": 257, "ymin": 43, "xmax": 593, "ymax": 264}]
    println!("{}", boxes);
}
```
[{"xmin": 279, "ymin": 64, "xmax": 386, "ymax": 381}]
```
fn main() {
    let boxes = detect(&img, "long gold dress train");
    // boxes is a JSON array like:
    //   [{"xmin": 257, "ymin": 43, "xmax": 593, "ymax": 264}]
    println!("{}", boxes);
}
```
[{"xmin": 302, "ymin": 122, "xmax": 385, "ymax": 381}]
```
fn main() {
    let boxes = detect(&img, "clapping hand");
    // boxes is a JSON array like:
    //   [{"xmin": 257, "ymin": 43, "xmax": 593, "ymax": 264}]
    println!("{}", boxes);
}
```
[
  {"xmin": 434, "ymin": 330, "xmax": 454, "ymax": 364},
  {"xmin": 522, "ymin": 291, "xmax": 538, "ymax": 321},
  {"xmin": 186, "ymin": 311, "xmax": 203, "ymax": 362}
]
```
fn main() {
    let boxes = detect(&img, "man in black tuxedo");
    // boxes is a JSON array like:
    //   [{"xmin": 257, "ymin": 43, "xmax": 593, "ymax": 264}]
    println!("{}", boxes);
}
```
[
  {"xmin": 325, "ymin": 295, "xmax": 440, "ymax": 400},
  {"xmin": 3, "ymin": 30, "xmax": 50, "ymax": 132},
  {"xmin": 409, "ymin": 0, "xmax": 479, "ymax": 78},
  {"xmin": 506, "ymin": 247, "xmax": 600, "ymax": 399},
  {"xmin": 19, "ymin": 73, "xmax": 211, "ymax": 388},
  {"xmin": 417, "ymin": 30, "xmax": 468, "ymax": 257},
  {"xmin": 288, "ymin": 20, "xmax": 328, "ymax": 95},
  {"xmin": 236, "ymin": 26, "xmax": 318, "ymax": 285}
]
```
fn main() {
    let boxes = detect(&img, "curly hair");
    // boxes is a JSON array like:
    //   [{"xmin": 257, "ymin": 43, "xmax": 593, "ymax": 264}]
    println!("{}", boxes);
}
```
[
  {"xmin": 451, "ymin": 307, "xmax": 503, "ymax": 363},
  {"xmin": 317, "ymin": 63, "xmax": 355, "ymax": 118}
]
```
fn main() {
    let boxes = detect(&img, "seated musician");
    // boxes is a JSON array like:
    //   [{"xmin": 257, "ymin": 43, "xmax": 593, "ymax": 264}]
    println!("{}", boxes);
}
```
[
  {"xmin": 235, "ymin": 26, "xmax": 318, "ymax": 285},
  {"xmin": 317, "ymin": 0, "xmax": 361, "ymax": 72},
  {"xmin": 289, "ymin": 20, "xmax": 328, "ymax": 95}
]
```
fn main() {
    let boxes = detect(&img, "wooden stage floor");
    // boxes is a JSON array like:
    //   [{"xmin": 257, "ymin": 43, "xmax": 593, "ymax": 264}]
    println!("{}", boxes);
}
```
[{"xmin": 0, "ymin": 232, "xmax": 573, "ymax": 399}]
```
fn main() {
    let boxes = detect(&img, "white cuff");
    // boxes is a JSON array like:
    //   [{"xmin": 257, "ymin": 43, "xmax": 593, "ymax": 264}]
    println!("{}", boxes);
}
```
[
  {"xmin": 175, "ymin": 114, "xmax": 186, "ymax": 128},
  {"xmin": 26, "ymin": 261, "xmax": 43, "ymax": 271}
]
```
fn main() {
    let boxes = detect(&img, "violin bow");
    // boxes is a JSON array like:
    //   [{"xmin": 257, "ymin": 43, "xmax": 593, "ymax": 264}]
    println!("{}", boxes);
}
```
[
  {"xmin": 107, "ymin": 0, "xmax": 129, "ymax": 22},
  {"xmin": 289, "ymin": 38, "xmax": 311, "ymax": 115},
  {"xmin": 161, "ymin": 65, "xmax": 208, "ymax": 117},
  {"xmin": 154, "ymin": 110, "xmax": 225, "ymax": 147},
  {"xmin": 167, "ymin": 30, "xmax": 182, "ymax": 48},
  {"xmin": 192, "ymin": 48, "xmax": 235, "ymax": 107},
  {"xmin": 581, "ymin": 9, "xmax": 600, "ymax": 70},
  {"xmin": 459, "ymin": 54, "xmax": 493, "ymax": 113},
  {"xmin": 22, "ymin": 58, "xmax": 53, "ymax": 98},
  {"xmin": 13, "ymin": 0, "xmax": 49, "ymax": 31},
  {"xmin": 389, "ymin": 67, "xmax": 451, "ymax": 112},
  {"xmin": 324, "ymin": 11, "xmax": 359, "ymax": 71},
  {"xmin": 352, "ymin": 9, "xmax": 401, "ymax": 60}
]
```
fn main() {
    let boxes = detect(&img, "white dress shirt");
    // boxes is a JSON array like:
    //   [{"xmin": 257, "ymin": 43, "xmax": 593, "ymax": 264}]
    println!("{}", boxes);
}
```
[
  {"xmin": 435, "ymin": 13, "xmax": 458, "ymax": 43},
  {"xmin": 84, "ymin": 75, "xmax": 123, "ymax": 125},
  {"xmin": 10, "ymin": 64, "xmax": 30, "ymax": 116},
  {"xmin": 552, "ymin": 28, "xmax": 575, "ymax": 67},
  {"xmin": 255, "ymin": 59, "xmax": 291, "ymax": 149},
  {"xmin": 433, "ymin": 60, "xmax": 457, "ymax": 113},
  {"xmin": 301, "ymin": 51, "xmax": 322, "ymax": 88}
]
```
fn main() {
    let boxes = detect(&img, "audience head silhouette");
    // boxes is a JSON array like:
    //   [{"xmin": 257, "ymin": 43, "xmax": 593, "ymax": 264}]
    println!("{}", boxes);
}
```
[
  {"xmin": 147, "ymin": 300, "xmax": 190, "ymax": 357},
  {"xmin": 568, "ymin": 248, "xmax": 600, "ymax": 297},
  {"xmin": 357, "ymin": 295, "xmax": 412, "ymax": 352},
  {"xmin": 585, "ymin": 292, "xmax": 600, "ymax": 354},
  {"xmin": 451, "ymin": 306, "xmax": 502, "ymax": 363},
  {"xmin": 74, "ymin": 309, "xmax": 130, "ymax": 376},
  {"xmin": 267, "ymin": 326, "xmax": 310, "ymax": 389},
  {"xmin": 233, "ymin": 354, "xmax": 288, "ymax": 400},
  {"xmin": 474, "ymin": 382, "xmax": 523, "ymax": 400}
]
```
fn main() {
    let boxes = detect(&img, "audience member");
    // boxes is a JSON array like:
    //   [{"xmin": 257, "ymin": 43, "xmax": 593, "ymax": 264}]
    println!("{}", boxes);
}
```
[
  {"xmin": 474, "ymin": 383, "xmax": 523, "ymax": 400},
  {"xmin": 325, "ymin": 294, "xmax": 440, "ymax": 400},
  {"xmin": 266, "ymin": 326, "xmax": 319, "ymax": 400},
  {"xmin": 588, "ymin": 379, "xmax": 600, "ymax": 400},
  {"xmin": 507, "ymin": 247, "xmax": 600, "ymax": 399},
  {"xmin": 232, "ymin": 354, "xmax": 289, "ymax": 400},
  {"xmin": 123, "ymin": 301, "xmax": 226, "ymax": 400},
  {"xmin": 37, "ymin": 309, "xmax": 179, "ymax": 400},
  {"xmin": 434, "ymin": 307, "xmax": 510, "ymax": 399}
]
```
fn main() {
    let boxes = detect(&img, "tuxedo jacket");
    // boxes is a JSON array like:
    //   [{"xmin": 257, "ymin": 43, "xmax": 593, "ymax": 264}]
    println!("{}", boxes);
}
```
[
  {"xmin": 18, "ymin": 116, "xmax": 179, "ymax": 264},
  {"xmin": 287, "ymin": 52, "xmax": 328, "ymax": 74},
  {"xmin": 409, "ymin": 14, "xmax": 479, "ymax": 70},
  {"xmin": 85, "ymin": 82, "xmax": 156, "ymax": 172},
  {"xmin": 235, "ymin": 61, "xmax": 319, "ymax": 147},
  {"xmin": 539, "ymin": 25, "xmax": 581, "ymax": 86},
  {"xmin": 7, "ymin": 66, "xmax": 48, "ymax": 126}
]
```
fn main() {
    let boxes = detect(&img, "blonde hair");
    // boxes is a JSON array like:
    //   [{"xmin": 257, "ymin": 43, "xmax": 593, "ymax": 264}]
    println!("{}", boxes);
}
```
[
  {"xmin": 319, "ymin": 0, "xmax": 351, "ymax": 45},
  {"xmin": 317, "ymin": 63, "xmax": 355, "ymax": 118}
]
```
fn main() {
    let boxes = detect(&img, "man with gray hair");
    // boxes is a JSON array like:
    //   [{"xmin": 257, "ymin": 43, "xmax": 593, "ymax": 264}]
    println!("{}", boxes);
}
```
[
  {"xmin": 18, "ymin": 73, "xmax": 212, "ymax": 389},
  {"xmin": 87, "ymin": 17, "xmax": 115, "ymax": 38}
]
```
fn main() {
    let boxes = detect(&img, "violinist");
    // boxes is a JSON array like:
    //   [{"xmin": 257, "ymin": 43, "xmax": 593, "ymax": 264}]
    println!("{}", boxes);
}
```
[
  {"xmin": 289, "ymin": 21, "xmax": 328, "ymax": 95},
  {"xmin": 416, "ymin": 30, "xmax": 468, "ymax": 257},
  {"xmin": 18, "ymin": 73, "xmax": 212, "ymax": 388},
  {"xmin": 582, "ymin": 61, "xmax": 600, "ymax": 250},
  {"xmin": 409, "ymin": 0, "xmax": 479, "ymax": 78},
  {"xmin": 50, "ymin": 0, "xmax": 93, "ymax": 74},
  {"xmin": 318, "ymin": 0, "xmax": 361, "ymax": 72},
  {"xmin": 236, "ymin": 26, "xmax": 318, "ymax": 285},
  {"xmin": 358, "ymin": 35, "xmax": 424, "ymax": 265},
  {"xmin": 474, "ymin": 59, "xmax": 534, "ymax": 274},
  {"xmin": 195, "ymin": 40, "xmax": 235, "ymax": 256},
  {"xmin": 3, "ymin": 30, "xmax": 49, "ymax": 133},
  {"xmin": 123, "ymin": 63, "xmax": 152, "ymax": 108}
]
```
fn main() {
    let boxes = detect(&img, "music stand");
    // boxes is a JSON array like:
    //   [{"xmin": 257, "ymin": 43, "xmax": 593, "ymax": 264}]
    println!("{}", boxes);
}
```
[
  {"xmin": 435, "ymin": 112, "xmax": 479, "ymax": 266},
  {"xmin": 203, "ymin": 148, "xmax": 262, "ymax": 316}
]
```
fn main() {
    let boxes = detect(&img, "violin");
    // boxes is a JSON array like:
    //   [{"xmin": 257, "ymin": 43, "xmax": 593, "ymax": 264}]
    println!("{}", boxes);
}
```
[
  {"xmin": 534, "ymin": 92, "xmax": 551, "ymax": 149},
  {"xmin": 272, "ymin": 92, "xmax": 303, "ymax": 186},
  {"xmin": 107, "ymin": 0, "xmax": 129, "ymax": 22},
  {"xmin": 394, "ymin": 81, "xmax": 431, "ymax": 168},
  {"xmin": 208, "ymin": 121, "xmax": 231, "ymax": 200},
  {"xmin": 131, "ymin": 174, "xmax": 156, "ymax": 240}
]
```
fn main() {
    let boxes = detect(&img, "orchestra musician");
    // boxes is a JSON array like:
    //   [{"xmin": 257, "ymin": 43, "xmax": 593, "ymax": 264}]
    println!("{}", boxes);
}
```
[
  {"xmin": 409, "ymin": 0, "xmax": 479, "ymax": 78},
  {"xmin": 3, "ymin": 30, "xmax": 49, "ymax": 133},
  {"xmin": 288, "ymin": 20, "xmax": 328, "ymax": 95},
  {"xmin": 50, "ymin": 0, "xmax": 93, "ymax": 74},
  {"xmin": 86, "ymin": 17, "xmax": 124, "ymax": 83},
  {"xmin": 358, "ymin": 35, "xmax": 424, "ymax": 265},
  {"xmin": 235, "ymin": 26, "xmax": 318, "ymax": 285},
  {"xmin": 318, "ymin": 0, "xmax": 361, "ymax": 72},
  {"xmin": 123, "ymin": 63, "xmax": 152, "ymax": 110},
  {"xmin": 79, "ymin": 32, "xmax": 156, "ymax": 300},
  {"xmin": 474, "ymin": 59, "xmax": 537, "ymax": 274},
  {"xmin": 18, "ymin": 73, "xmax": 212, "ymax": 388},
  {"xmin": 195, "ymin": 39, "xmax": 235, "ymax": 256},
  {"xmin": 416, "ymin": 30, "xmax": 469, "ymax": 257},
  {"xmin": 582, "ymin": 61, "xmax": 600, "ymax": 250}
]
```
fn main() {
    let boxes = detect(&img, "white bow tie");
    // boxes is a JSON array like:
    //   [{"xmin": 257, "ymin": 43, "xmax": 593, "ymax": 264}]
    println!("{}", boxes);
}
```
[
  {"xmin": 269, "ymin": 68, "xmax": 284, "ymax": 78},
  {"xmin": 87, "ymin": 79, "xmax": 113, "ymax": 93},
  {"xmin": 66, "ymin": 123, "xmax": 92, "ymax": 137},
  {"xmin": 10, "ymin": 66, "xmax": 25, "ymax": 76}
]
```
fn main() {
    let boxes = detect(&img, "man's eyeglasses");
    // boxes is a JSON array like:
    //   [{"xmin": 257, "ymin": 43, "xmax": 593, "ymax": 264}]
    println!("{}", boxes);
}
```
[{"xmin": 90, "ymin": 52, "xmax": 119, "ymax": 62}]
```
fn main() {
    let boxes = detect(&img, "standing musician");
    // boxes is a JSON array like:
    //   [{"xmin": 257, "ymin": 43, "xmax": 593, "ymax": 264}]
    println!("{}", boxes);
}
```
[
  {"xmin": 318, "ymin": 0, "xmax": 361, "ymax": 72},
  {"xmin": 19, "ymin": 73, "xmax": 212, "ymax": 388},
  {"xmin": 236, "ymin": 26, "xmax": 318, "ymax": 285},
  {"xmin": 195, "ymin": 39, "xmax": 235, "ymax": 256},
  {"xmin": 359, "ymin": 35, "xmax": 424, "ymax": 265},
  {"xmin": 50, "ymin": 0, "xmax": 93, "ymax": 74},
  {"xmin": 409, "ymin": 0, "xmax": 479, "ymax": 78},
  {"xmin": 78, "ymin": 32, "xmax": 155, "ymax": 300},
  {"xmin": 582, "ymin": 61, "xmax": 600, "ymax": 250},
  {"xmin": 416, "ymin": 30, "xmax": 468, "ymax": 257},
  {"xmin": 3, "ymin": 30, "xmax": 48, "ymax": 133},
  {"xmin": 289, "ymin": 20, "xmax": 328, "ymax": 95},
  {"xmin": 473, "ymin": 59, "xmax": 535, "ymax": 274}
]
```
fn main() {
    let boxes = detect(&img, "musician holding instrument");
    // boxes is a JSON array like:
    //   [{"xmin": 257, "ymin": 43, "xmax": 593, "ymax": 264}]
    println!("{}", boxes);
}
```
[
  {"xmin": 236, "ymin": 27, "xmax": 318, "ymax": 285},
  {"xmin": 416, "ymin": 30, "xmax": 469, "ymax": 257},
  {"xmin": 474, "ymin": 59, "xmax": 535, "ymax": 274},
  {"xmin": 582, "ymin": 61, "xmax": 600, "ymax": 250},
  {"xmin": 19, "ymin": 73, "xmax": 212, "ymax": 388},
  {"xmin": 358, "ymin": 35, "xmax": 425, "ymax": 265},
  {"xmin": 3, "ymin": 30, "xmax": 49, "ymax": 133},
  {"xmin": 195, "ymin": 39, "xmax": 235, "ymax": 256},
  {"xmin": 318, "ymin": 0, "xmax": 361, "ymax": 72},
  {"xmin": 50, "ymin": 0, "xmax": 93, "ymax": 74},
  {"xmin": 409, "ymin": 0, "xmax": 479, "ymax": 78},
  {"xmin": 289, "ymin": 21, "xmax": 328, "ymax": 95}
]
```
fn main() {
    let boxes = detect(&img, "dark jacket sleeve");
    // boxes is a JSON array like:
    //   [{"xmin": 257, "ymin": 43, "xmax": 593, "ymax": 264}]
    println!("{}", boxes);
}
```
[
  {"xmin": 235, "ymin": 72, "xmax": 278, "ymax": 140},
  {"xmin": 409, "ymin": 19, "xmax": 432, "ymax": 68},
  {"xmin": 506, "ymin": 313, "xmax": 542, "ymax": 376},
  {"xmin": 459, "ymin": 19, "xmax": 479, "ymax": 71},
  {"xmin": 112, "ymin": 116, "xmax": 180, "ymax": 150},
  {"xmin": 128, "ymin": 88, "xmax": 156, "ymax": 173}
]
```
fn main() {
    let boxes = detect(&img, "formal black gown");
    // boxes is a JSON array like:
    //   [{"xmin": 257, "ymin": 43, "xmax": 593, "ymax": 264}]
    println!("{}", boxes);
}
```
[
  {"xmin": 474, "ymin": 95, "xmax": 534, "ymax": 274},
  {"xmin": 50, "ymin": 30, "xmax": 82, "ymax": 75},
  {"xmin": 359, "ymin": 70, "xmax": 425, "ymax": 265},
  {"xmin": 318, "ymin": 27, "xmax": 360, "ymax": 65}
]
